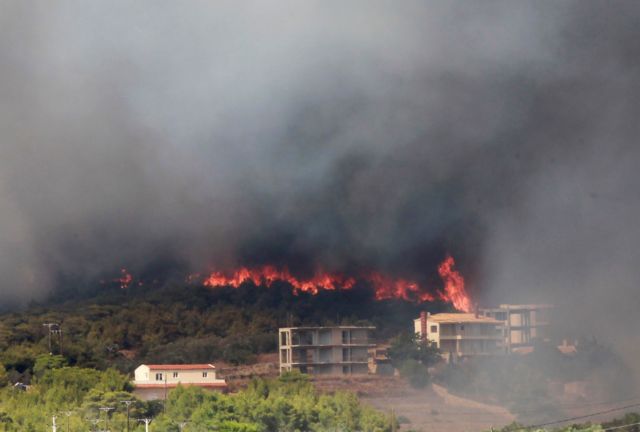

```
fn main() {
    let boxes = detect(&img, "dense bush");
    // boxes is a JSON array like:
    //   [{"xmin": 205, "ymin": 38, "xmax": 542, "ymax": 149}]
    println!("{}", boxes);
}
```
[
  {"xmin": 387, "ymin": 332, "xmax": 440, "ymax": 388},
  {"xmin": 0, "ymin": 367, "xmax": 394, "ymax": 432},
  {"xmin": 0, "ymin": 282, "xmax": 452, "ymax": 380}
]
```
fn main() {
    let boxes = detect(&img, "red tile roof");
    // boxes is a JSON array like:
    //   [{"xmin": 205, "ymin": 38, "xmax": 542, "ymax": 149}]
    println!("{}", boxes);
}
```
[{"xmin": 146, "ymin": 364, "xmax": 216, "ymax": 370}]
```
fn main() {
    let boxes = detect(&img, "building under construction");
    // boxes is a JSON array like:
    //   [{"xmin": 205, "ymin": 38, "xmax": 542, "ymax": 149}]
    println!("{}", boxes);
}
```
[
  {"xmin": 479, "ymin": 304, "xmax": 553, "ymax": 353},
  {"xmin": 278, "ymin": 326, "xmax": 376, "ymax": 375}
]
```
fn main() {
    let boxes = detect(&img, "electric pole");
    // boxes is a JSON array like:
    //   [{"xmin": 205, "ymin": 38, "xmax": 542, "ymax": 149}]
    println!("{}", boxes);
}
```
[
  {"xmin": 62, "ymin": 411, "xmax": 72, "ymax": 432},
  {"xmin": 390, "ymin": 408, "xmax": 396, "ymax": 432},
  {"xmin": 121, "ymin": 400, "xmax": 133, "ymax": 432},
  {"xmin": 88, "ymin": 418, "xmax": 101, "ymax": 432},
  {"xmin": 138, "ymin": 418, "xmax": 152, "ymax": 432},
  {"xmin": 53, "ymin": 326, "xmax": 63, "ymax": 356},
  {"xmin": 42, "ymin": 323, "xmax": 59, "ymax": 354},
  {"xmin": 98, "ymin": 407, "xmax": 114, "ymax": 431}
]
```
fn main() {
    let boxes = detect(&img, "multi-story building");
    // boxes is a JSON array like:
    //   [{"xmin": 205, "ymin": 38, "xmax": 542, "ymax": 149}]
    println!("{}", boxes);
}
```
[
  {"xmin": 133, "ymin": 364, "xmax": 227, "ymax": 400},
  {"xmin": 278, "ymin": 326, "xmax": 375, "ymax": 375},
  {"xmin": 414, "ymin": 312, "xmax": 504, "ymax": 362},
  {"xmin": 479, "ymin": 304, "xmax": 552, "ymax": 353}
]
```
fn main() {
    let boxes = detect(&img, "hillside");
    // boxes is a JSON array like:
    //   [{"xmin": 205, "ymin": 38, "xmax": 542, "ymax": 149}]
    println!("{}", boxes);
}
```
[{"xmin": 0, "ymin": 281, "xmax": 452, "ymax": 382}]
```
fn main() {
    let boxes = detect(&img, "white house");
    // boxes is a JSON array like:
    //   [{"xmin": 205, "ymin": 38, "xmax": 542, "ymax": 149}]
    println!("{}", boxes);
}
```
[{"xmin": 133, "ymin": 364, "xmax": 227, "ymax": 400}]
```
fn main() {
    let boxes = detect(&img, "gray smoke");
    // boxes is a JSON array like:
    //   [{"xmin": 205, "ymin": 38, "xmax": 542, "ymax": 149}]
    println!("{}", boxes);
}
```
[{"xmin": 1, "ymin": 0, "xmax": 639, "ymax": 371}]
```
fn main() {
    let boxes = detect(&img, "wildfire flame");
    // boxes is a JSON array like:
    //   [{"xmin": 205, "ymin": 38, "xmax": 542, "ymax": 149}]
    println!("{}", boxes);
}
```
[
  {"xmin": 118, "ymin": 268, "xmax": 133, "ymax": 289},
  {"xmin": 202, "ymin": 255, "xmax": 472, "ymax": 311},
  {"xmin": 437, "ymin": 256, "xmax": 472, "ymax": 312},
  {"xmin": 203, "ymin": 266, "xmax": 355, "ymax": 295}
]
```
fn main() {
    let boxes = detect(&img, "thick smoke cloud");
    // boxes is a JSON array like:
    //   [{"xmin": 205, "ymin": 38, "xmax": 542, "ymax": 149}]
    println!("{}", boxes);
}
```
[{"xmin": 1, "ymin": 0, "xmax": 639, "ymax": 366}]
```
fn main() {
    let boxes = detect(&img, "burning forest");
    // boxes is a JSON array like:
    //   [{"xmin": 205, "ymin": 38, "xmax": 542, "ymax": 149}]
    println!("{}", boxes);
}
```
[{"xmin": 201, "ymin": 255, "xmax": 471, "ymax": 312}]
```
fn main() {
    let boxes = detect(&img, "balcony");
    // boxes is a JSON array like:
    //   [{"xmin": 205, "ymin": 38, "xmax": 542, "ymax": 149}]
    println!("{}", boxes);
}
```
[
  {"xmin": 438, "ymin": 334, "xmax": 503, "ymax": 340},
  {"xmin": 288, "ymin": 339, "xmax": 375, "ymax": 347},
  {"xmin": 288, "ymin": 359, "xmax": 369, "ymax": 365}
]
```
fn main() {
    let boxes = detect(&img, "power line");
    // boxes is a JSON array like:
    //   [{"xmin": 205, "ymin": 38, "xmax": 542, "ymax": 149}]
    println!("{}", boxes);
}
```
[
  {"xmin": 572, "ymin": 420, "xmax": 640, "ymax": 432},
  {"xmin": 599, "ymin": 421, "xmax": 640, "ymax": 432},
  {"xmin": 523, "ymin": 402, "xmax": 640, "ymax": 430},
  {"xmin": 375, "ymin": 394, "xmax": 640, "ymax": 418}
]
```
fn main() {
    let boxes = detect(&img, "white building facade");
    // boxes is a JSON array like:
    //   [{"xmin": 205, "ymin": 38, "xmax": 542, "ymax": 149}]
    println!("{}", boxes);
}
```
[{"xmin": 133, "ymin": 364, "xmax": 226, "ymax": 400}]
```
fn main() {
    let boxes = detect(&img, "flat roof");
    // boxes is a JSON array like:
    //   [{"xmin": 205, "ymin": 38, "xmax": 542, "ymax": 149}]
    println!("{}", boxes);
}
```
[
  {"xmin": 481, "ymin": 304, "xmax": 553, "ymax": 311},
  {"xmin": 425, "ymin": 313, "xmax": 502, "ymax": 324},
  {"xmin": 279, "ymin": 326, "xmax": 375, "ymax": 330}
]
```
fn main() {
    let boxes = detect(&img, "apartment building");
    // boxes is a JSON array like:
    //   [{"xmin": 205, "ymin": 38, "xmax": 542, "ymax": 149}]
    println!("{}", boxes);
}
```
[
  {"xmin": 133, "ymin": 364, "xmax": 227, "ymax": 400},
  {"xmin": 278, "ymin": 326, "xmax": 375, "ymax": 375},
  {"xmin": 414, "ymin": 312, "xmax": 504, "ymax": 362},
  {"xmin": 479, "ymin": 304, "xmax": 552, "ymax": 353}
]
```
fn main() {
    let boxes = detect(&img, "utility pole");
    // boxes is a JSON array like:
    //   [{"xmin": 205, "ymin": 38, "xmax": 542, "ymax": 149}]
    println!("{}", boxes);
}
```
[
  {"xmin": 88, "ymin": 418, "xmax": 101, "ymax": 432},
  {"xmin": 53, "ymin": 326, "xmax": 63, "ymax": 356},
  {"xmin": 52, "ymin": 415, "xmax": 57, "ymax": 432},
  {"xmin": 42, "ymin": 323, "xmax": 59, "ymax": 354},
  {"xmin": 98, "ymin": 407, "xmax": 114, "ymax": 431},
  {"xmin": 121, "ymin": 400, "xmax": 133, "ymax": 432},
  {"xmin": 390, "ymin": 408, "xmax": 396, "ymax": 432},
  {"xmin": 138, "ymin": 418, "xmax": 152, "ymax": 432},
  {"xmin": 62, "ymin": 411, "xmax": 72, "ymax": 432}
]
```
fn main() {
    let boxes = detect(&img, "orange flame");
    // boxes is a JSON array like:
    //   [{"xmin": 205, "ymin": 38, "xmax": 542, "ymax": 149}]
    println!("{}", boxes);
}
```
[
  {"xmin": 203, "ymin": 265, "xmax": 355, "ymax": 295},
  {"xmin": 118, "ymin": 268, "xmax": 133, "ymax": 289},
  {"xmin": 438, "ymin": 256, "xmax": 472, "ymax": 312},
  {"xmin": 202, "ymin": 256, "xmax": 472, "ymax": 311}
]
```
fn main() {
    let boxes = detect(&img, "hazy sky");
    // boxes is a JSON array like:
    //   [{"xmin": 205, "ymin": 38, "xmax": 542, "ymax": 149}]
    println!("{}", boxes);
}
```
[{"xmin": 1, "ymin": 0, "xmax": 639, "ymax": 373}]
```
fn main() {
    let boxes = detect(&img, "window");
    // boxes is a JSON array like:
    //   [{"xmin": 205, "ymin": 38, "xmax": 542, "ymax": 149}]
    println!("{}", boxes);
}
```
[
  {"xmin": 430, "ymin": 325, "xmax": 438, "ymax": 333},
  {"xmin": 342, "ymin": 331, "xmax": 349, "ymax": 344},
  {"xmin": 460, "ymin": 325, "xmax": 465, "ymax": 331},
  {"xmin": 202, "ymin": 372, "xmax": 208, "ymax": 378},
  {"xmin": 173, "ymin": 372, "xmax": 178, "ymax": 378},
  {"xmin": 155, "ymin": 373, "xmax": 163, "ymax": 381},
  {"xmin": 342, "ymin": 348, "xmax": 350, "ymax": 361}
]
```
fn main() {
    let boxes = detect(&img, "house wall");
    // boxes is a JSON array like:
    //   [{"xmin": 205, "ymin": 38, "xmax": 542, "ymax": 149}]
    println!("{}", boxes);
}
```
[
  {"xmin": 134, "ymin": 367, "xmax": 223, "ymax": 385},
  {"xmin": 414, "ymin": 318, "xmax": 422, "ymax": 337},
  {"xmin": 424, "ymin": 320, "xmax": 503, "ymax": 359}
]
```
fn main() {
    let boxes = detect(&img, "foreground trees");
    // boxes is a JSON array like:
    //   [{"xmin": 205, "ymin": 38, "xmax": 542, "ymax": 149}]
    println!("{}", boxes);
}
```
[{"xmin": 0, "ymin": 366, "xmax": 394, "ymax": 432}]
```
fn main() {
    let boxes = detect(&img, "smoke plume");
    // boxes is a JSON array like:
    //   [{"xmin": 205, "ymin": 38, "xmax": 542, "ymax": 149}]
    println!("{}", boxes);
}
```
[{"xmin": 1, "ymin": 0, "xmax": 639, "ymax": 373}]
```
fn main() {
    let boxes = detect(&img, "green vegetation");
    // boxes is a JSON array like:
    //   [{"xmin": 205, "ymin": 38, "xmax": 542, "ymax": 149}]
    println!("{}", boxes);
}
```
[
  {"xmin": 491, "ymin": 412, "xmax": 640, "ymax": 432},
  {"xmin": 0, "ymin": 282, "xmax": 420, "ymax": 430},
  {"xmin": 387, "ymin": 332, "xmax": 440, "ymax": 388},
  {"xmin": 0, "ymin": 365, "xmax": 394, "ymax": 432},
  {"xmin": 0, "ymin": 282, "xmax": 451, "ymax": 382}
]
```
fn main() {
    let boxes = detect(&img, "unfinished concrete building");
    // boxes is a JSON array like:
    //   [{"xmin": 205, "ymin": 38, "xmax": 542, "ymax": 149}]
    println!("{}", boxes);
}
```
[
  {"xmin": 479, "ymin": 304, "xmax": 552, "ymax": 353},
  {"xmin": 278, "ymin": 326, "xmax": 375, "ymax": 375},
  {"xmin": 414, "ymin": 312, "xmax": 504, "ymax": 362}
]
